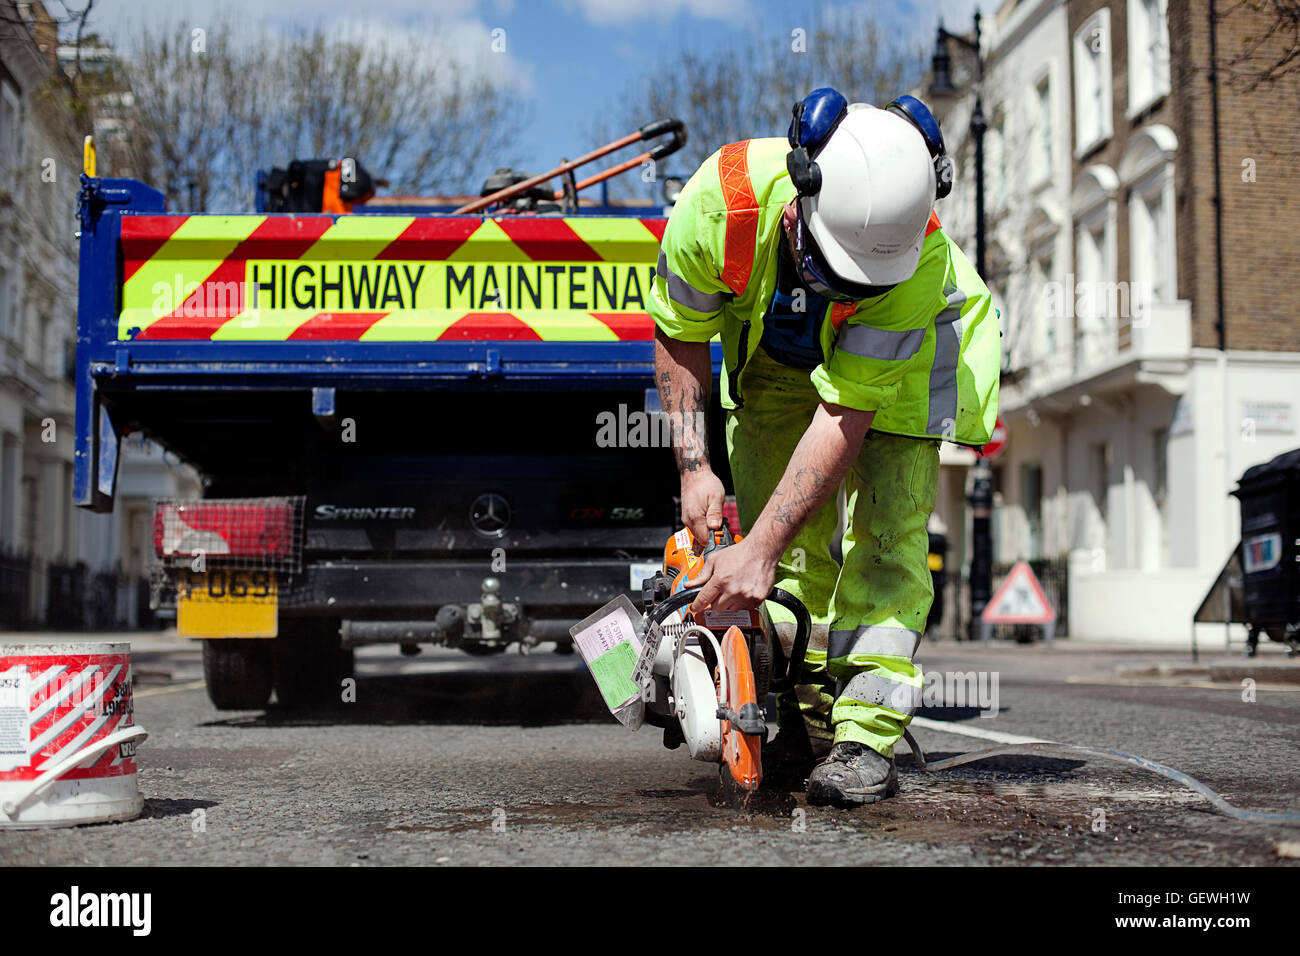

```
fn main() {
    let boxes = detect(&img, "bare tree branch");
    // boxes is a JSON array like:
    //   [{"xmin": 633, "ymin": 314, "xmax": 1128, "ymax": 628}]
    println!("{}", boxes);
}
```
[
  {"xmin": 594, "ymin": 7, "xmax": 923, "ymax": 198},
  {"xmin": 96, "ymin": 19, "xmax": 521, "ymax": 212},
  {"xmin": 1217, "ymin": 0, "xmax": 1300, "ymax": 90}
]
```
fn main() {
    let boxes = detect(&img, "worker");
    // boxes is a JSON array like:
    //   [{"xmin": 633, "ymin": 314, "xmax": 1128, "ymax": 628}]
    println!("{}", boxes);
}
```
[{"xmin": 649, "ymin": 89, "xmax": 1000, "ymax": 807}]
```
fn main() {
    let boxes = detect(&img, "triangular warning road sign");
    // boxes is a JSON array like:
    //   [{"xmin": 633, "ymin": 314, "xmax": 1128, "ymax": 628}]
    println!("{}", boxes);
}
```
[{"xmin": 982, "ymin": 561, "xmax": 1056, "ymax": 623}]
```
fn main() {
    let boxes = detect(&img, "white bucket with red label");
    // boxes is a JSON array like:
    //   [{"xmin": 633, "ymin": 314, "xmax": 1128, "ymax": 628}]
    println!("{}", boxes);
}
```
[{"xmin": 0, "ymin": 642, "xmax": 148, "ymax": 828}]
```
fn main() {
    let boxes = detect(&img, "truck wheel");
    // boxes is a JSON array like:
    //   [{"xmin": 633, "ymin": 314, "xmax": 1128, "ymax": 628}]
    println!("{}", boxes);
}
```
[
  {"xmin": 202, "ymin": 639, "xmax": 274, "ymax": 710},
  {"xmin": 272, "ymin": 620, "xmax": 353, "ymax": 709}
]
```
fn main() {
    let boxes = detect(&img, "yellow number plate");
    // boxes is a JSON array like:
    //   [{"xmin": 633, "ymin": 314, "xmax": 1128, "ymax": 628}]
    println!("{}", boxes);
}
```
[{"xmin": 177, "ymin": 569, "xmax": 278, "ymax": 638}]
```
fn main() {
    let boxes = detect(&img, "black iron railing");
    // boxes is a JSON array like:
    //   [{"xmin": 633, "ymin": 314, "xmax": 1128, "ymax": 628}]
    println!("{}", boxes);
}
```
[
  {"xmin": 0, "ymin": 548, "xmax": 34, "ymax": 628},
  {"xmin": 0, "ymin": 555, "xmax": 160, "ymax": 631}
]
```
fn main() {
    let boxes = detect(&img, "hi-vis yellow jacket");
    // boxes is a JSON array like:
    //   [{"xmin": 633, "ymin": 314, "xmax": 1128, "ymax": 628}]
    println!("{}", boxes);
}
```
[{"xmin": 649, "ymin": 137, "xmax": 1000, "ymax": 445}]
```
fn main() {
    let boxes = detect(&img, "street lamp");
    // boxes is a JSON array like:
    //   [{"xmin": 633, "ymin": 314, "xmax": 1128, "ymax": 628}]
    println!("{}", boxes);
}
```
[
  {"xmin": 929, "ymin": 11, "xmax": 994, "ymax": 641},
  {"xmin": 929, "ymin": 13, "xmax": 986, "ymax": 278}
]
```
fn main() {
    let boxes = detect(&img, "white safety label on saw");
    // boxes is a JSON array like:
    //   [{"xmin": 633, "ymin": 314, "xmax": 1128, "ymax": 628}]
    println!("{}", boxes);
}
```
[
  {"xmin": 0, "ymin": 665, "xmax": 30, "ymax": 771},
  {"xmin": 632, "ymin": 625, "xmax": 662, "ymax": 689},
  {"xmin": 673, "ymin": 529, "xmax": 691, "ymax": 551},
  {"xmin": 699, "ymin": 609, "xmax": 757, "ymax": 628},
  {"xmin": 571, "ymin": 598, "xmax": 643, "ymax": 715}
]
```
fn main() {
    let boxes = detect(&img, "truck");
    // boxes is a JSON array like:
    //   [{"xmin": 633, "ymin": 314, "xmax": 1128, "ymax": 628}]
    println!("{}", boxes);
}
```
[{"xmin": 73, "ymin": 122, "xmax": 732, "ymax": 710}]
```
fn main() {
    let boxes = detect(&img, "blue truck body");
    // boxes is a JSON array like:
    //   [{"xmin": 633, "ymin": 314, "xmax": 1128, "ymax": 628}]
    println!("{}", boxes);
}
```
[{"xmin": 74, "ymin": 171, "xmax": 728, "ymax": 707}]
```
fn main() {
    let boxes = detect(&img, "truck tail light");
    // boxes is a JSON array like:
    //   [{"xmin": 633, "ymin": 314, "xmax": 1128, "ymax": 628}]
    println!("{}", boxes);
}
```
[{"xmin": 153, "ymin": 497, "xmax": 300, "ymax": 563}]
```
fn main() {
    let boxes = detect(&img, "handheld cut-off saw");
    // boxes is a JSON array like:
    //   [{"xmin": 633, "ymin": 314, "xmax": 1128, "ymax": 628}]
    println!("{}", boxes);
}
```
[{"xmin": 570, "ymin": 521, "xmax": 810, "ymax": 792}]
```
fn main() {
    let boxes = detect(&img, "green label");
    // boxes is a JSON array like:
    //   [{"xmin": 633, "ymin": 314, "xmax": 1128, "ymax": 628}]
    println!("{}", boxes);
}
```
[{"xmin": 589, "ymin": 640, "xmax": 640, "ymax": 711}]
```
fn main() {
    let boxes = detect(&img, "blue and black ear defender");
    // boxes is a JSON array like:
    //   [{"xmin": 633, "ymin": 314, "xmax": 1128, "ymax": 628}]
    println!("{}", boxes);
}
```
[
  {"xmin": 787, "ymin": 90, "xmax": 953, "ymax": 201},
  {"xmin": 884, "ymin": 94, "xmax": 954, "ymax": 200},
  {"xmin": 785, "ymin": 87, "xmax": 848, "ymax": 197}
]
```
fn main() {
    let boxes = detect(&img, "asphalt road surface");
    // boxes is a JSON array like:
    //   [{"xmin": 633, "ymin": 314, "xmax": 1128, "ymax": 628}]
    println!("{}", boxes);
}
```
[{"xmin": 2, "ymin": 633, "xmax": 1298, "ymax": 866}]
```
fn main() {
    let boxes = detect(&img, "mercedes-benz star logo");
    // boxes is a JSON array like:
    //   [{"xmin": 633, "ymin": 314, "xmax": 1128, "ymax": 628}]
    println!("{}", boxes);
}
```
[{"xmin": 469, "ymin": 493, "xmax": 512, "ymax": 538}]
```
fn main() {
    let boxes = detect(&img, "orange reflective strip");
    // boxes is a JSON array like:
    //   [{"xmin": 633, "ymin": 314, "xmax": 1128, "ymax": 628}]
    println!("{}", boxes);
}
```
[
  {"xmin": 718, "ymin": 141, "xmax": 759, "ymax": 296},
  {"xmin": 830, "ymin": 302, "xmax": 856, "ymax": 331},
  {"xmin": 925, "ymin": 211, "xmax": 941, "ymax": 237}
]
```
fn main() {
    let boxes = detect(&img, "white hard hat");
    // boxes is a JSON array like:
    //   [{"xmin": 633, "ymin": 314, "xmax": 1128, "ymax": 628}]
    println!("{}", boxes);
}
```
[{"xmin": 800, "ymin": 105, "xmax": 936, "ymax": 287}]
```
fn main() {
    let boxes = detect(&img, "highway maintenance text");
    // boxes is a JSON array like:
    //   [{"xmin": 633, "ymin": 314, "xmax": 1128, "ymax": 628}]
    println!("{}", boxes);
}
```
[{"xmin": 244, "ymin": 261, "xmax": 657, "ymax": 312}]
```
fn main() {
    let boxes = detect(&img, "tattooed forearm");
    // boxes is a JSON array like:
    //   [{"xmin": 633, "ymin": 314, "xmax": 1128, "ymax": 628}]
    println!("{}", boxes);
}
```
[
  {"xmin": 653, "ymin": 328, "xmax": 713, "ymax": 477},
  {"xmin": 748, "ymin": 402, "xmax": 876, "ymax": 562},
  {"xmin": 769, "ymin": 464, "xmax": 836, "ymax": 528}
]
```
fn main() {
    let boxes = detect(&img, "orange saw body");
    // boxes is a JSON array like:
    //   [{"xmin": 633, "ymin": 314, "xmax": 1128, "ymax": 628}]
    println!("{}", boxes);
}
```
[
  {"xmin": 573, "ymin": 520, "xmax": 810, "ymax": 797},
  {"xmin": 632, "ymin": 522, "xmax": 811, "ymax": 794}
]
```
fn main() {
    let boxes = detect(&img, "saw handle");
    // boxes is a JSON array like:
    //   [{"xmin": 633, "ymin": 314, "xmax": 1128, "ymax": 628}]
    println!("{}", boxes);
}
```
[
  {"xmin": 644, "ymin": 585, "xmax": 701, "ymax": 629},
  {"xmin": 765, "ymin": 587, "xmax": 811, "ymax": 694},
  {"xmin": 695, "ymin": 518, "xmax": 736, "ymax": 561},
  {"xmin": 644, "ymin": 584, "xmax": 810, "ymax": 695}
]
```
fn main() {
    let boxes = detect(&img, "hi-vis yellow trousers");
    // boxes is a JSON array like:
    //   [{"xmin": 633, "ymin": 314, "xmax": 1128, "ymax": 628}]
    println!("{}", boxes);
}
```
[{"xmin": 726, "ymin": 349, "xmax": 939, "ymax": 758}]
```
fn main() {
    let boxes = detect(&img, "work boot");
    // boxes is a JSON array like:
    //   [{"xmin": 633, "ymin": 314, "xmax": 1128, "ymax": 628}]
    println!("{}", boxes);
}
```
[{"xmin": 806, "ymin": 741, "xmax": 898, "ymax": 807}]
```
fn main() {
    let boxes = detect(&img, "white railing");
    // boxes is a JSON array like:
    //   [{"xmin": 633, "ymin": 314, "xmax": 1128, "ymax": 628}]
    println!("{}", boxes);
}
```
[{"xmin": 1000, "ymin": 298, "xmax": 1191, "ymax": 409}]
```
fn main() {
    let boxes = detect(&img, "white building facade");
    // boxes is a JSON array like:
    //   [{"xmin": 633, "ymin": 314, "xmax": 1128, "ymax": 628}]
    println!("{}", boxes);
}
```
[
  {"xmin": 0, "ymin": 3, "xmax": 197, "ymax": 628},
  {"xmin": 927, "ymin": 0, "xmax": 1076, "ymax": 639},
  {"xmin": 932, "ymin": 0, "xmax": 1300, "ymax": 644}
]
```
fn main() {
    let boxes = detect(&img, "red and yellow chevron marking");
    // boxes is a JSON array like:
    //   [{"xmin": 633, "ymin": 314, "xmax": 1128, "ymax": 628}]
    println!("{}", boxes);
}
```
[{"xmin": 119, "ymin": 214, "xmax": 667, "ymax": 342}]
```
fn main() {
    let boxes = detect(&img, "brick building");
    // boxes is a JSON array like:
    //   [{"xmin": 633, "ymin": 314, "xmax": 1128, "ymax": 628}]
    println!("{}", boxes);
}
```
[{"xmin": 932, "ymin": 0, "xmax": 1300, "ymax": 642}]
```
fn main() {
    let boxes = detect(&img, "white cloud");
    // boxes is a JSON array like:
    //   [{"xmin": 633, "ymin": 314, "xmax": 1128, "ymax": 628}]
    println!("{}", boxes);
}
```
[
  {"xmin": 324, "ymin": 17, "xmax": 535, "ymax": 96},
  {"xmin": 558, "ymin": 0, "xmax": 748, "ymax": 25},
  {"xmin": 86, "ymin": 0, "xmax": 533, "ymax": 95},
  {"xmin": 91, "ymin": 0, "xmax": 480, "ymax": 22}
]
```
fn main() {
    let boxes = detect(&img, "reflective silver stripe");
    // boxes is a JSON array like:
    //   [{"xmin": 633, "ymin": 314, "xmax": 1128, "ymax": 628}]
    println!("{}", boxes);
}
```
[
  {"xmin": 836, "ymin": 324, "xmax": 926, "ymax": 361},
  {"xmin": 926, "ymin": 279, "xmax": 966, "ymax": 435},
  {"xmin": 657, "ymin": 249, "xmax": 724, "ymax": 314},
  {"xmin": 828, "ymin": 625, "xmax": 922, "ymax": 661},
  {"xmin": 839, "ymin": 672, "xmax": 922, "ymax": 716}
]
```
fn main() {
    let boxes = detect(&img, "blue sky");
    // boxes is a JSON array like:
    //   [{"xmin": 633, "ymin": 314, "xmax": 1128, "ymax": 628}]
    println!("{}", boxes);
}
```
[{"xmin": 83, "ymin": 0, "xmax": 982, "ymax": 195}]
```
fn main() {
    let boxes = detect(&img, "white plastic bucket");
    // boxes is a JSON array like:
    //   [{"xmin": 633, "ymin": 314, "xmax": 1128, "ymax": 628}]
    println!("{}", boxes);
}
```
[{"xmin": 0, "ymin": 642, "xmax": 148, "ymax": 828}]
